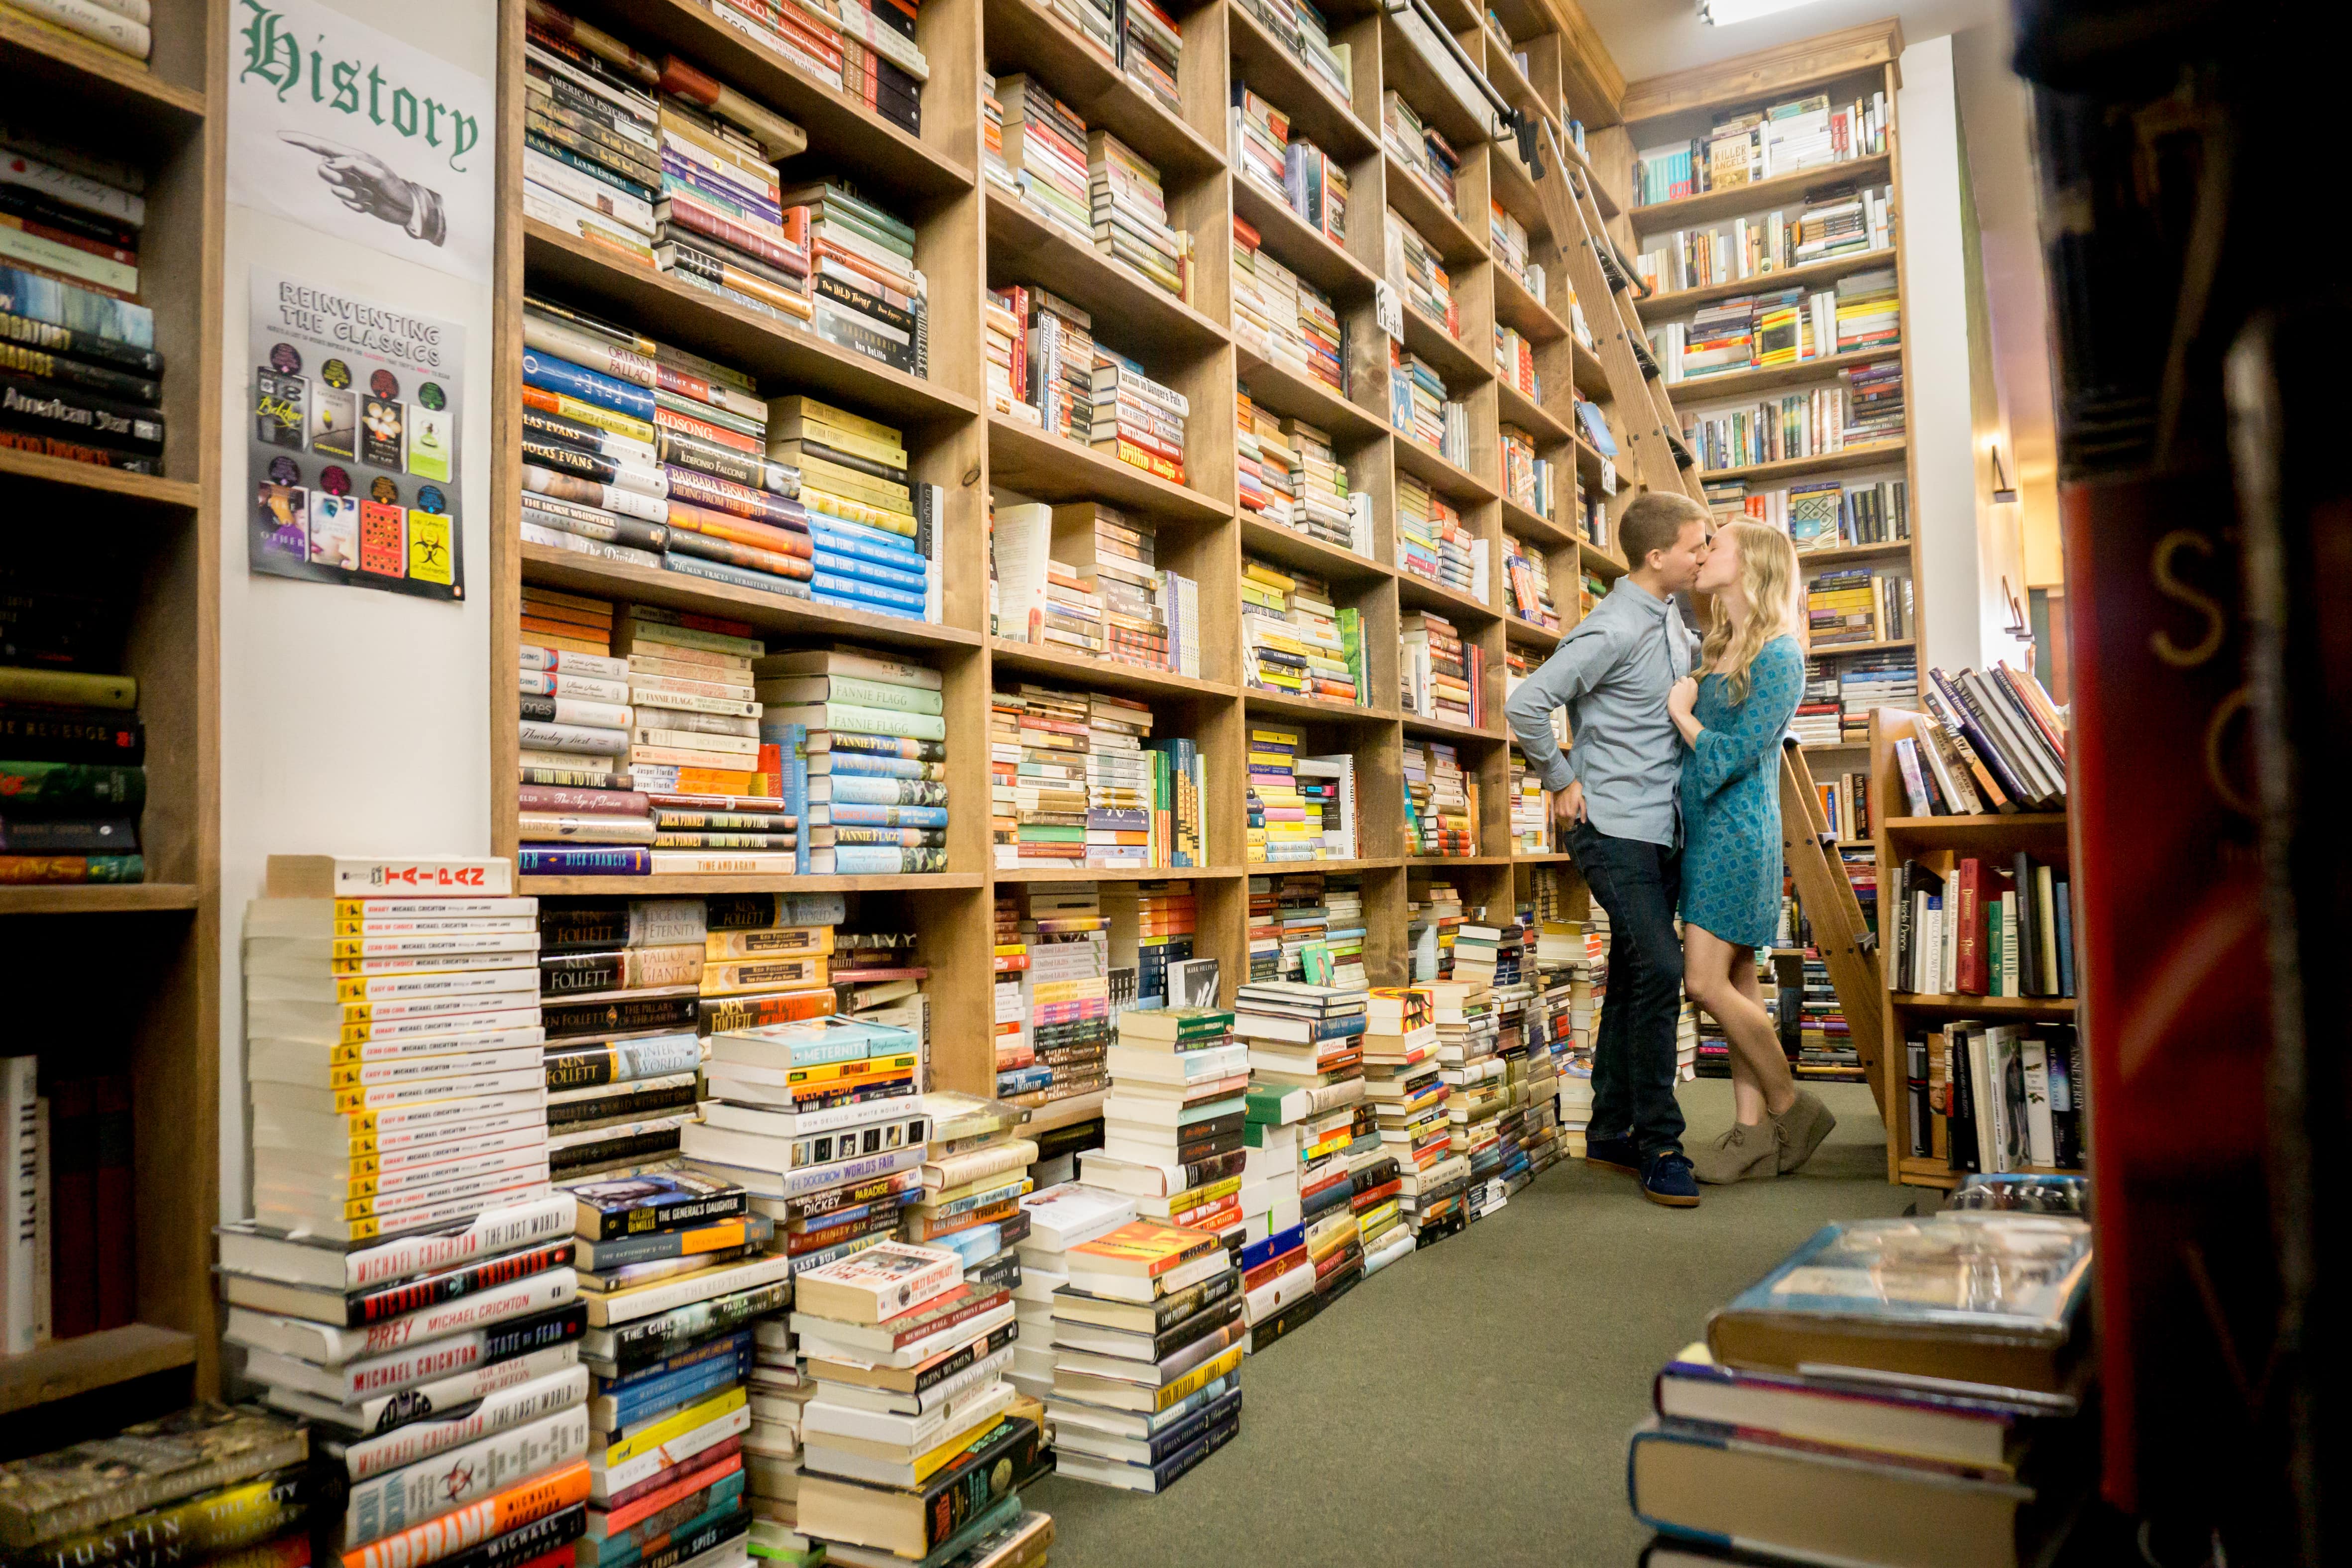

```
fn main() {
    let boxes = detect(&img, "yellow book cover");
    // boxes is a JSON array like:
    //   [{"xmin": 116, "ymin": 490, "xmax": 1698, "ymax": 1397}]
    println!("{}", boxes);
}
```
[{"xmin": 1153, "ymin": 1343, "xmax": 1244, "ymax": 1411}]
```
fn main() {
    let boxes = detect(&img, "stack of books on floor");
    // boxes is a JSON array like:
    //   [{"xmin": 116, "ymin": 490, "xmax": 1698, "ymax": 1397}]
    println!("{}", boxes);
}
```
[
  {"xmin": 1011, "ymin": 1182, "xmax": 1138, "ymax": 1399},
  {"xmin": 1231, "ymin": 221, "xmax": 1345, "ymax": 395},
  {"xmin": 1402, "ymin": 739, "xmax": 1476, "ymax": 857},
  {"xmin": 788, "ymin": 1234, "xmax": 1045, "ymax": 1565},
  {"xmin": 1043, "ymin": 1221, "xmax": 1244, "ymax": 1492},
  {"xmin": 899, "ymin": 1097, "xmax": 1037, "ymax": 1259},
  {"xmin": 0, "ymin": 660, "xmax": 147, "ymax": 886},
  {"xmin": 1239, "ymin": 557, "xmax": 1362, "ymax": 705},
  {"xmin": 566, "ymin": 1171, "xmax": 790, "ymax": 1568},
  {"xmin": 1631, "ymin": 1205, "xmax": 2095, "ymax": 1568},
  {"xmin": 1389, "ymin": 343, "xmax": 1467, "ymax": 464},
  {"xmin": 756, "ymin": 643, "xmax": 949, "ymax": 875},
  {"xmin": 1237, "ymin": 979, "xmax": 1368, "ymax": 1302},
  {"xmin": 1384, "ymin": 209, "xmax": 1456, "ymax": 336},
  {"xmin": 0, "ymin": 1407, "xmax": 317, "ymax": 1568},
  {"xmin": 1427, "ymin": 977, "xmax": 1508, "ymax": 1216},
  {"xmin": 1382, "ymin": 92, "xmax": 1457, "ymax": 213},
  {"xmin": 1009, "ymin": 884, "xmax": 1113, "ymax": 1105},
  {"xmin": 1402, "ymin": 611, "xmax": 1479, "ymax": 725},
  {"xmin": 772, "ymin": 396, "xmax": 941, "ymax": 624},
  {"xmin": 518, "ymin": 303, "xmax": 822, "ymax": 605},
  {"xmin": 238, "ymin": 854, "xmax": 548, "ymax": 1246},
  {"xmin": 0, "ymin": 141, "xmax": 164, "ymax": 476},
  {"xmin": 696, "ymin": 891, "xmax": 858, "ymax": 1042},
  {"xmin": 998, "ymin": 76, "xmax": 1092, "ymax": 246},
  {"xmin": 227, "ymin": 1220, "xmax": 585, "ymax": 1568},
  {"xmin": 1395, "ymin": 471, "xmax": 1470, "ymax": 593},
  {"xmin": 1090, "ymin": 131, "xmax": 1188, "ymax": 302}
]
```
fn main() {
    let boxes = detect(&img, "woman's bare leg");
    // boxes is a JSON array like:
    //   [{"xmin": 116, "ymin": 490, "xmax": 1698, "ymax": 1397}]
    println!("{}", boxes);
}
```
[{"xmin": 1683, "ymin": 923, "xmax": 1796, "ymax": 1122}]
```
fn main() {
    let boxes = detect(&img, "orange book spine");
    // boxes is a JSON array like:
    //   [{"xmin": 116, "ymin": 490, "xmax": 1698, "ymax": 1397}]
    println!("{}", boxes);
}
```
[{"xmin": 344, "ymin": 1460, "xmax": 590, "ymax": 1568}]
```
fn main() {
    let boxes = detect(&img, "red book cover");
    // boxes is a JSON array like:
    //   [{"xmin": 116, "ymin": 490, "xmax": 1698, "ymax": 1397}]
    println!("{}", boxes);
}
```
[
  {"xmin": 1953, "ymin": 857, "xmax": 1985, "ymax": 995},
  {"xmin": 93, "ymin": 1070, "xmax": 134, "ymax": 1328},
  {"xmin": 48, "ymin": 1073, "xmax": 96, "ymax": 1340},
  {"xmin": 2065, "ymin": 473, "xmax": 2268, "ymax": 1515}
]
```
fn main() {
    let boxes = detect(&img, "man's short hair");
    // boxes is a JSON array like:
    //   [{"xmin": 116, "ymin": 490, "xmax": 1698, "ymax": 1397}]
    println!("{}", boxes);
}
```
[{"xmin": 1619, "ymin": 492, "xmax": 1710, "ymax": 569}]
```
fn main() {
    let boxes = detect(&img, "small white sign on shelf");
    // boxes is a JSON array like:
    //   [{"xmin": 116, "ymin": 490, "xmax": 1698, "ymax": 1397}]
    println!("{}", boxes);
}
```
[
  {"xmin": 1599, "ymin": 458, "xmax": 1618, "ymax": 496},
  {"xmin": 1375, "ymin": 281, "xmax": 1403, "ymax": 343}
]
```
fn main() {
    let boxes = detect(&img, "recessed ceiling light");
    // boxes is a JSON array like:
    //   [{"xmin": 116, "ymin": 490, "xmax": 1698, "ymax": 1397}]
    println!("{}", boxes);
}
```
[{"xmin": 1699, "ymin": 0, "xmax": 1828, "ymax": 25}]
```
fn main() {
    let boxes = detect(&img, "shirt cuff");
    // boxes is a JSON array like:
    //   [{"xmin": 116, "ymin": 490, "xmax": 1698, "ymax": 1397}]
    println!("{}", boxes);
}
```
[{"xmin": 1540, "ymin": 755, "xmax": 1575, "ymax": 793}]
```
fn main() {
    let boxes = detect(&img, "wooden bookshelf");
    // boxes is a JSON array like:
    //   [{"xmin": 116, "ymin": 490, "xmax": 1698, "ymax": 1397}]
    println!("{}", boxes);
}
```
[
  {"xmin": 482, "ymin": 0, "xmax": 1649, "ymax": 1102},
  {"xmin": 1870, "ymin": 709, "xmax": 2079, "ymax": 1190},
  {"xmin": 0, "ymin": 0, "xmax": 223, "ymax": 1419}
]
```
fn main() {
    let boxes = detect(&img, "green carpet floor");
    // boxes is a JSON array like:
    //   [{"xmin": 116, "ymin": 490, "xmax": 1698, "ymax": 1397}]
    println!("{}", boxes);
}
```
[{"xmin": 1027, "ymin": 1080, "xmax": 1923, "ymax": 1568}]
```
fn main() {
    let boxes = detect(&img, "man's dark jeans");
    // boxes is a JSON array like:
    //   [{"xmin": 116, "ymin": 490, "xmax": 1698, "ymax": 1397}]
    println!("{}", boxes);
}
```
[{"xmin": 1568, "ymin": 820, "xmax": 1686, "ymax": 1159}]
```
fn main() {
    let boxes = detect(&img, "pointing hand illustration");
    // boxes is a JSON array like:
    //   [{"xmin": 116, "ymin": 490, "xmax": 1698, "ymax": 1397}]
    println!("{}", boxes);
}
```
[{"xmin": 281, "ymin": 133, "xmax": 448, "ymax": 246}]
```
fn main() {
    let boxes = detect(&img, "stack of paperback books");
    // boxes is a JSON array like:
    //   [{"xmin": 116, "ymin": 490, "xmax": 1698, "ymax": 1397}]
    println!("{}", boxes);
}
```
[
  {"xmin": 992, "ymin": 685, "xmax": 1079, "ymax": 873},
  {"xmin": 537, "ymin": 896, "xmax": 709, "ymax": 1179},
  {"xmin": 983, "ymin": 292, "xmax": 1029, "ymax": 420},
  {"xmin": 240, "ymin": 854, "xmax": 547, "ymax": 1245},
  {"xmin": 791, "ymin": 1240, "xmax": 1044, "ymax": 1560},
  {"xmin": 1496, "ymin": 323, "xmax": 1540, "ymax": 397},
  {"xmin": 223, "ymin": 1195, "xmax": 589, "ymax": 1568},
  {"xmin": 1242, "ymin": 728, "xmax": 1308, "ymax": 866},
  {"xmin": 998, "ymin": 76, "xmax": 1092, "ymax": 245},
  {"xmin": 519, "ymin": 300, "xmax": 817, "ymax": 601},
  {"xmin": 1089, "ymin": 353, "xmax": 1188, "ymax": 484},
  {"xmin": 1230, "ymin": 88, "xmax": 1292, "ymax": 202},
  {"xmin": 1235, "ymin": 978, "xmax": 1367, "ymax": 1302},
  {"xmin": 1120, "ymin": 0, "xmax": 1184, "ymax": 112},
  {"xmin": 1403, "ymin": 739, "xmax": 1477, "ymax": 857},
  {"xmin": 1044, "ymin": 1222, "xmax": 1244, "ymax": 1491},
  {"xmin": 1384, "ymin": 210, "xmax": 1456, "ymax": 336},
  {"xmin": 1401, "ymin": 611, "xmax": 1479, "ymax": 724},
  {"xmin": 1502, "ymin": 531, "xmax": 1561, "ymax": 630},
  {"xmin": 1013, "ymin": 884, "xmax": 1113, "ymax": 1104},
  {"xmin": 1389, "ymin": 343, "xmax": 1467, "ymax": 463},
  {"xmin": 1231, "ymin": 221, "xmax": 1344, "ymax": 392},
  {"xmin": 1010, "ymin": 1183, "xmax": 1137, "ymax": 1399},
  {"xmin": 0, "ymin": 140, "xmax": 163, "ymax": 474},
  {"xmin": 1235, "ymin": 390, "xmax": 1297, "ymax": 526},
  {"xmin": 1101, "ymin": 1006, "xmax": 1248, "ymax": 1240},
  {"xmin": 1395, "ymin": 472, "xmax": 1477, "ymax": 593},
  {"xmin": 1382, "ymin": 91, "xmax": 1458, "ymax": 212},
  {"xmin": 1362, "ymin": 984, "xmax": 1447, "ymax": 1170},
  {"xmin": 1239, "ymin": 558, "xmax": 1360, "ymax": 706},
  {"xmin": 696, "ymin": 0, "xmax": 925, "ymax": 133},
  {"xmin": 754, "ymin": 644, "xmax": 948, "ymax": 875},
  {"xmin": 771, "ymin": 396, "xmax": 940, "ymax": 622},
  {"xmin": 1489, "ymin": 199, "xmax": 1538, "ymax": 297},
  {"xmin": 0, "ymin": 654, "xmax": 146, "ymax": 886},
  {"xmin": 785, "ymin": 183, "xmax": 929, "ymax": 378},
  {"xmin": 1090, "ymin": 131, "xmax": 1187, "ymax": 301},
  {"xmin": 0, "ymin": 1408, "xmax": 315, "ymax": 1568},
  {"xmin": 1022, "ymin": 288, "xmax": 1096, "ymax": 442},
  {"xmin": 568, "ymin": 1172, "xmax": 791, "ymax": 1568},
  {"xmin": 1499, "ymin": 433, "xmax": 1556, "ymax": 525}
]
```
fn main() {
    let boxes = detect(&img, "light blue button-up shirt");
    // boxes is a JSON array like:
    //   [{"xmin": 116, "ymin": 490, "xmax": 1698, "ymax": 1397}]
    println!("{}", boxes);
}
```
[{"xmin": 1503, "ymin": 577, "xmax": 1699, "ymax": 848}]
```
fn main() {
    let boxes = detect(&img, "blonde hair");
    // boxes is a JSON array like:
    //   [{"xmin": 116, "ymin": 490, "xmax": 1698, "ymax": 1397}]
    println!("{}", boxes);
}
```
[{"xmin": 1700, "ymin": 520, "xmax": 1802, "ymax": 702}]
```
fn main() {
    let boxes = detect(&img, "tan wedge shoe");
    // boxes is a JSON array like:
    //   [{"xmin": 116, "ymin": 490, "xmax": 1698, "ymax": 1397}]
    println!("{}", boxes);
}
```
[
  {"xmin": 1773, "ymin": 1089, "xmax": 1838, "ymax": 1174},
  {"xmin": 1689, "ymin": 1121, "xmax": 1777, "ymax": 1184}
]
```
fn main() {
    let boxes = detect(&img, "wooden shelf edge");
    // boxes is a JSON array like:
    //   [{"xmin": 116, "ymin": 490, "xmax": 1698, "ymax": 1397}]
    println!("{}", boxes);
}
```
[
  {"xmin": 520, "ymin": 873, "xmax": 986, "ymax": 895},
  {"xmin": 991, "ymin": 865, "xmax": 1245, "ymax": 881},
  {"xmin": 988, "ymin": 638, "xmax": 1236, "ymax": 699},
  {"xmin": 0, "ymin": 448, "xmax": 203, "ymax": 511},
  {"xmin": 518, "ymin": 544, "xmax": 984, "ymax": 652},
  {"xmin": 0, "ymin": 14, "xmax": 206, "ymax": 117},
  {"xmin": 0, "ymin": 1325, "xmax": 196, "ymax": 1417},
  {"xmin": 0, "ymin": 884, "xmax": 204, "ymax": 915},
  {"xmin": 1888, "ymin": 993, "xmax": 2079, "ymax": 1015},
  {"xmin": 1635, "ymin": 247, "xmax": 1901, "ymax": 318},
  {"xmin": 1629, "ymin": 153, "xmax": 1895, "ymax": 230}
]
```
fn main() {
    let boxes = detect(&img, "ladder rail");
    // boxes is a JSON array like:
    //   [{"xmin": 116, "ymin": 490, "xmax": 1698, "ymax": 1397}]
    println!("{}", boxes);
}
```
[{"xmin": 1777, "ymin": 739, "xmax": 1889, "ymax": 1112}]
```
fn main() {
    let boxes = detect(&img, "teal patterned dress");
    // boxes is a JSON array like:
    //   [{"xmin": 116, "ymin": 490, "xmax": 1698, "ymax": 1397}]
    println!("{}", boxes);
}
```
[{"xmin": 1679, "ymin": 634, "xmax": 1804, "ymax": 949}]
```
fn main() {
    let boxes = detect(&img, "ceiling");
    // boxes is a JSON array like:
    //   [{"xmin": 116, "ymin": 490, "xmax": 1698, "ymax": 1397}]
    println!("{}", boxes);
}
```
[{"xmin": 1577, "ymin": 0, "xmax": 2062, "ymax": 584}]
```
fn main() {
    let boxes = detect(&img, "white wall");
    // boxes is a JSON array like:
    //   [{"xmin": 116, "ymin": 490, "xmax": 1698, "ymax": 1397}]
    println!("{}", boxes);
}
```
[
  {"xmin": 1896, "ymin": 34, "xmax": 1997, "ymax": 673},
  {"xmin": 216, "ymin": 0, "xmax": 497, "ymax": 1221}
]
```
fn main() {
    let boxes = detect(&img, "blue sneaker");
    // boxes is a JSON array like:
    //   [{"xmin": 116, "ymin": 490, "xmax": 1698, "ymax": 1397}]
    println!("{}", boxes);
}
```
[
  {"xmin": 1641, "ymin": 1150, "xmax": 1700, "ymax": 1208},
  {"xmin": 1585, "ymin": 1135, "xmax": 1641, "ymax": 1176}
]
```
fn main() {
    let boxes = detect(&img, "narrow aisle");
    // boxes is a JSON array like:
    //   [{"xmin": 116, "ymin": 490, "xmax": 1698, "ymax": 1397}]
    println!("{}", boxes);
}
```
[{"xmin": 1029, "ymin": 1081, "xmax": 1917, "ymax": 1568}]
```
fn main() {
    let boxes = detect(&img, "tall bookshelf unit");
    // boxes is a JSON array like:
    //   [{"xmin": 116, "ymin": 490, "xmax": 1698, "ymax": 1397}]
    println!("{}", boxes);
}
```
[
  {"xmin": 487, "ymin": 0, "xmax": 1666, "ymax": 1131},
  {"xmin": 1619, "ymin": 22, "xmax": 1916, "ymax": 798},
  {"xmin": 1868, "ymin": 709, "xmax": 2075, "ymax": 1189},
  {"xmin": 0, "ymin": 0, "xmax": 224, "ymax": 1432}
]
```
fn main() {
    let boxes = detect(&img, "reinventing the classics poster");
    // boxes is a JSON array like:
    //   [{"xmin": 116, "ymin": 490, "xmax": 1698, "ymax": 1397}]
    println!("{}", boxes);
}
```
[{"xmin": 248, "ymin": 269, "xmax": 466, "ymax": 601}]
